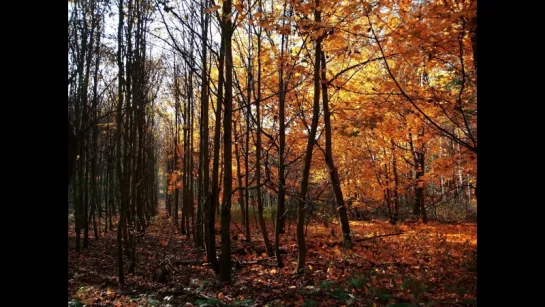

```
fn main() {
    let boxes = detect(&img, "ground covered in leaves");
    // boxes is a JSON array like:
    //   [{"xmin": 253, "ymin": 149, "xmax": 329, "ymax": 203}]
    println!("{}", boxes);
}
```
[{"xmin": 68, "ymin": 213, "xmax": 476, "ymax": 306}]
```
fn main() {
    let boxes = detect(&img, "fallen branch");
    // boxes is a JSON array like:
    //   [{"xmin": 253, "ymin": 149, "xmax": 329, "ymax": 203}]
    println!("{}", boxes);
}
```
[
  {"xmin": 322, "ymin": 232, "xmax": 404, "ymax": 247},
  {"xmin": 174, "ymin": 259, "xmax": 205, "ymax": 266},
  {"xmin": 241, "ymin": 259, "xmax": 278, "ymax": 267},
  {"xmin": 156, "ymin": 287, "xmax": 212, "ymax": 301},
  {"xmin": 189, "ymin": 247, "xmax": 224, "ymax": 254},
  {"xmin": 354, "ymin": 232, "xmax": 405, "ymax": 243}
]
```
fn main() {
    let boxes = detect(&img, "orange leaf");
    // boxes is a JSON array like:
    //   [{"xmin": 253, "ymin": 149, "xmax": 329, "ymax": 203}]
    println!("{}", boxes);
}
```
[
  {"xmin": 234, "ymin": 3, "xmax": 244, "ymax": 12},
  {"xmin": 204, "ymin": 5, "xmax": 221, "ymax": 13}
]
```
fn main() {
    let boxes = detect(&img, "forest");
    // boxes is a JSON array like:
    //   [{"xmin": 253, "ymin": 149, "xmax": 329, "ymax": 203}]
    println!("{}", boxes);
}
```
[{"xmin": 67, "ymin": 0, "xmax": 477, "ymax": 305}]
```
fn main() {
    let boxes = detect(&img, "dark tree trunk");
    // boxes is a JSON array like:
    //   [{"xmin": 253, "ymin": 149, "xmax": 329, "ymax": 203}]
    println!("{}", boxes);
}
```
[
  {"xmin": 208, "ymin": 26, "xmax": 224, "ymax": 275},
  {"xmin": 116, "ymin": 0, "xmax": 126, "ymax": 284},
  {"xmin": 391, "ymin": 139, "xmax": 400, "ymax": 224},
  {"xmin": 234, "ymin": 124, "xmax": 246, "ymax": 237},
  {"xmin": 68, "ymin": 121, "xmax": 77, "ymax": 188},
  {"xmin": 254, "ymin": 23, "xmax": 272, "ymax": 256},
  {"xmin": 220, "ymin": 0, "xmax": 234, "ymax": 282},
  {"xmin": 295, "ymin": 0, "xmax": 322, "ymax": 273},
  {"xmin": 320, "ymin": 51, "xmax": 352, "ymax": 249}
]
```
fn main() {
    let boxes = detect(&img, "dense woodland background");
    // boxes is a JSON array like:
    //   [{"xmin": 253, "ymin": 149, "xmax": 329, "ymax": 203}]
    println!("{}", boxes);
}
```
[{"xmin": 68, "ymin": 0, "xmax": 477, "ymax": 305}]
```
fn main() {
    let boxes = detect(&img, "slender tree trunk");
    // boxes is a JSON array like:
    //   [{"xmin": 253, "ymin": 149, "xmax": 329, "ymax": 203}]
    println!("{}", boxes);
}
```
[
  {"xmin": 126, "ymin": 0, "xmax": 138, "ymax": 274},
  {"xmin": 220, "ymin": 0, "xmax": 234, "ymax": 281},
  {"xmin": 68, "ymin": 120, "xmax": 77, "ymax": 188},
  {"xmin": 200, "ymin": 0, "xmax": 211, "ymax": 254},
  {"xmin": 190, "ymin": 89, "xmax": 196, "ymax": 242},
  {"xmin": 409, "ymin": 133, "xmax": 422, "ymax": 220},
  {"xmin": 419, "ymin": 153, "xmax": 427, "ymax": 223},
  {"xmin": 255, "ymin": 24, "xmax": 272, "ymax": 256},
  {"xmin": 90, "ymin": 96, "xmax": 99, "ymax": 241},
  {"xmin": 320, "ymin": 52, "xmax": 351, "ymax": 248},
  {"xmin": 469, "ymin": 16, "xmax": 477, "ymax": 71},
  {"xmin": 104, "ymin": 154, "xmax": 110, "ymax": 234},
  {"xmin": 391, "ymin": 139, "xmax": 400, "ymax": 224},
  {"xmin": 187, "ymin": 72, "xmax": 195, "ymax": 241},
  {"xmin": 116, "ymin": 0, "xmax": 126, "ymax": 284},
  {"xmin": 84, "ymin": 141, "xmax": 90, "ymax": 248},
  {"xmin": 218, "ymin": 142, "xmax": 224, "ymax": 219},
  {"xmin": 243, "ymin": 28, "xmax": 253, "ymax": 245},
  {"xmin": 174, "ymin": 107, "xmax": 179, "ymax": 225},
  {"xmin": 91, "ymin": 10, "xmax": 103, "ymax": 241},
  {"xmin": 234, "ymin": 124, "xmax": 247, "ymax": 237},
  {"xmin": 274, "ymin": 0, "xmax": 289, "ymax": 268},
  {"xmin": 296, "ymin": 0, "xmax": 322, "ymax": 273},
  {"xmin": 413, "ymin": 150, "xmax": 426, "ymax": 223},
  {"xmin": 208, "ymin": 29, "xmax": 224, "ymax": 275},
  {"xmin": 277, "ymin": 8, "xmax": 287, "ymax": 236},
  {"xmin": 82, "ymin": 1, "xmax": 98, "ymax": 250},
  {"xmin": 174, "ymin": 65, "xmax": 182, "ymax": 233},
  {"xmin": 274, "ymin": 1, "xmax": 287, "ymax": 268}
]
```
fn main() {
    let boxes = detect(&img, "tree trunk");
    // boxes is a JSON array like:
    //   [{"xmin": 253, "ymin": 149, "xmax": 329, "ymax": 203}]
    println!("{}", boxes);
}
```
[
  {"xmin": 320, "ymin": 51, "xmax": 351, "ymax": 248},
  {"xmin": 296, "ymin": 0, "xmax": 322, "ymax": 274},
  {"xmin": 198, "ymin": 0, "xmax": 210, "ymax": 250},
  {"xmin": 255, "ymin": 23, "xmax": 273, "ymax": 256},
  {"xmin": 419, "ymin": 153, "xmax": 427, "ymax": 223},
  {"xmin": 189, "ymin": 75, "xmax": 195, "ymax": 242},
  {"xmin": 116, "ymin": 0, "xmax": 126, "ymax": 284},
  {"xmin": 391, "ymin": 139, "xmax": 400, "ymax": 224},
  {"xmin": 469, "ymin": 16, "xmax": 477, "ymax": 71},
  {"xmin": 174, "ymin": 66, "xmax": 180, "ymax": 228},
  {"xmin": 234, "ymin": 124, "xmax": 247, "ymax": 236},
  {"xmin": 208, "ymin": 33, "xmax": 224, "ymax": 275},
  {"xmin": 220, "ymin": 0, "xmax": 234, "ymax": 282},
  {"xmin": 68, "ymin": 121, "xmax": 77, "ymax": 187},
  {"xmin": 277, "ymin": 1, "xmax": 288, "ymax": 237},
  {"xmin": 414, "ymin": 151, "xmax": 427, "ymax": 223}
]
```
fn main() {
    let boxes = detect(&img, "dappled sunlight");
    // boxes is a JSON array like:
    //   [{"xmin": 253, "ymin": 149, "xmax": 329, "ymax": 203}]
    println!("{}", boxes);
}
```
[
  {"xmin": 68, "ymin": 0, "xmax": 476, "ymax": 304},
  {"xmin": 69, "ymin": 214, "xmax": 476, "ymax": 305}
]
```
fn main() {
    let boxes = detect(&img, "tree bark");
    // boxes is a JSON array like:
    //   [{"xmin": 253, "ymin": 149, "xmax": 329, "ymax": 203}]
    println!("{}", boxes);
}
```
[
  {"xmin": 295, "ymin": 0, "xmax": 322, "ymax": 274},
  {"xmin": 320, "ymin": 51, "xmax": 352, "ymax": 249},
  {"xmin": 208, "ymin": 31, "xmax": 224, "ymax": 275},
  {"xmin": 255, "ymin": 21, "xmax": 273, "ymax": 256},
  {"xmin": 220, "ymin": 0, "xmax": 234, "ymax": 282}
]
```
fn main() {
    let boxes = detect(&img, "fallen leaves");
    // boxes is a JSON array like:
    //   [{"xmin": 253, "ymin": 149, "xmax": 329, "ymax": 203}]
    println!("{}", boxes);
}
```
[{"xmin": 68, "ymin": 215, "xmax": 475, "ymax": 306}]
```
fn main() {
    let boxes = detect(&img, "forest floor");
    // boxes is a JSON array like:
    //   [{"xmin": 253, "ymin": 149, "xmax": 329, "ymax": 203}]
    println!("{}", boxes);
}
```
[{"xmin": 68, "ymin": 212, "xmax": 476, "ymax": 306}]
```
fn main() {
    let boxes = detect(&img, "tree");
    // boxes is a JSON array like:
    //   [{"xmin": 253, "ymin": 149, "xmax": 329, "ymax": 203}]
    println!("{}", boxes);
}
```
[
  {"xmin": 295, "ymin": 0, "xmax": 323, "ymax": 274},
  {"xmin": 219, "ymin": 0, "xmax": 234, "ymax": 282}
]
